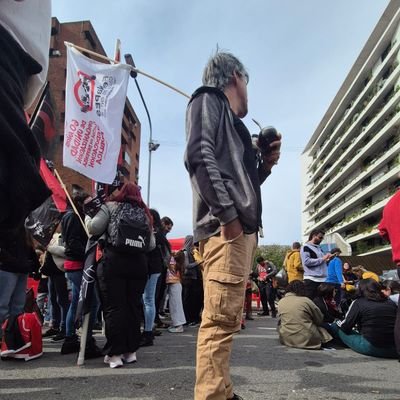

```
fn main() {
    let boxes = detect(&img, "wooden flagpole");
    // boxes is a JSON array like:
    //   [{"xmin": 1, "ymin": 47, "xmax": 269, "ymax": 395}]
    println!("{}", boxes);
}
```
[{"xmin": 64, "ymin": 41, "xmax": 191, "ymax": 99}]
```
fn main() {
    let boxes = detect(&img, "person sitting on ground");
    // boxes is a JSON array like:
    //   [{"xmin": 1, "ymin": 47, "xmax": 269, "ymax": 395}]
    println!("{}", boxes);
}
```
[
  {"xmin": 381, "ymin": 280, "xmax": 400, "ymax": 305},
  {"xmin": 342, "ymin": 262, "xmax": 357, "ymax": 293},
  {"xmin": 277, "ymin": 280, "xmax": 332, "ymax": 350},
  {"xmin": 352, "ymin": 265, "xmax": 379, "ymax": 283},
  {"xmin": 166, "ymin": 251, "xmax": 186, "ymax": 333},
  {"xmin": 332, "ymin": 279, "xmax": 398, "ymax": 358},
  {"xmin": 313, "ymin": 283, "xmax": 342, "ymax": 324}
]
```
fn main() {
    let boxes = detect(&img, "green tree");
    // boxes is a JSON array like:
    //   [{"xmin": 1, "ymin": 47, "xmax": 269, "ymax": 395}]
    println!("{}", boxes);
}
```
[{"xmin": 254, "ymin": 244, "xmax": 291, "ymax": 270}]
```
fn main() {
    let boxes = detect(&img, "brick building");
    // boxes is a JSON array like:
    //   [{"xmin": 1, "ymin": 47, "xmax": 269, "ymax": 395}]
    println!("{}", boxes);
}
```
[{"xmin": 40, "ymin": 17, "xmax": 141, "ymax": 194}]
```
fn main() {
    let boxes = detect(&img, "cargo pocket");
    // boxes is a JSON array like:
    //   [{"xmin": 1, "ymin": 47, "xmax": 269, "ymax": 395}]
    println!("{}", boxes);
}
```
[
  {"xmin": 223, "ymin": 232, "xmax": 249, "ymax": 276},
  {"xmin": 203, "ymin": 271, "xmax": 245, "ymax": 327}
]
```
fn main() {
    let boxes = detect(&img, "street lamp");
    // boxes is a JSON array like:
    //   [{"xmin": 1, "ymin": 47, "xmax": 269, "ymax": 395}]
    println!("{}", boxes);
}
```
[
  {"xmin": 124, "ymin": 53, "xmax": 158, "ymax": 206},
  {"xmin": 147, "ymin": 141, "xmax": 160, "ymax": 206}
]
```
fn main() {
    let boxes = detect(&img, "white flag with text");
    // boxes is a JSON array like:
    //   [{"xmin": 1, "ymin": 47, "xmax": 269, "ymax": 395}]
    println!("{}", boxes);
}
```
[{"xmin": 63, "ymin": 45, "xmax": 130, "ymax": 183}]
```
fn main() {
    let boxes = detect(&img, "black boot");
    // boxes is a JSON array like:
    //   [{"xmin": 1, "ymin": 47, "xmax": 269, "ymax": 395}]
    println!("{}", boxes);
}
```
[
  {"xmin": 85, "ymin": 336, "xmax": 103, "ymax": 359},
  {"xmin": 139, "ymin": 331, "xmax": 154, "ymax": 347},
  {"xmin": 60, "ymin": 334, "xmax": 80, "ymax": 355}
]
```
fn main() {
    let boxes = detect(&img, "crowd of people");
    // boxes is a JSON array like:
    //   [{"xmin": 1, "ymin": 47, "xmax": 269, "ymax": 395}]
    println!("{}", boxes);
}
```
[
  {"xmin": 0, "ymin": 181, "xmax": 206, "ymax": 366},
  {"xmin": 275, "ymin": 229, "xmax": 400, "ymax": 359},
  {"xmin": 1, "ymin": 3, "xmax": 399, "ymax": 398}
]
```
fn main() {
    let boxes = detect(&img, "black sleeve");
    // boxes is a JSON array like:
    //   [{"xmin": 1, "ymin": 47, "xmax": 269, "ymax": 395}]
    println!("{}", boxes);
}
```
[{"xmin": 337, "ymin": 299, "xmax": 360, "ymax": 333}]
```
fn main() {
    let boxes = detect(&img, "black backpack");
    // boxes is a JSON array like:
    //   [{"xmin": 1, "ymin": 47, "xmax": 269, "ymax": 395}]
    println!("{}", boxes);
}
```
[{"xmin": 108, "ymin": 202, "xmax": 151, "ymax": 253}]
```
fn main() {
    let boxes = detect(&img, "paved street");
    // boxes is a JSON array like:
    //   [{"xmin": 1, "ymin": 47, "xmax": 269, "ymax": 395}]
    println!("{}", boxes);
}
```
[{"xmin": 0, "ymin": 314, "xmax": 399, "ymax": 400}]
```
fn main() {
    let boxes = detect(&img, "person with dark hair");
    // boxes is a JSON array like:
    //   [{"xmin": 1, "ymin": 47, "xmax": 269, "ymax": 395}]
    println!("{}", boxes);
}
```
[
  {"xmin": 60, "ymin": 191, "xmax": 101, "ymax": 357},
  {"xmin": 381, "ymin": 279, "xmax": 400, "ymax": 305},
  {"xmin": 332, "ymin": 279, "xmax": 398, "ymax": 358},
  {"xmin": 301, "ymin": 229, "xmax": 332, "ymax": 300},
  {"xmin": 313, "ymin": 283, "xmax": 342, "ymax": 323},
  {"xmin": 155, "ymin": 216, "xmax": 173, "ymax": 327},
  {"xmin": 185, "ymin": 51, "xmax": 281, "ymax": 400},
  {"xmin": 161, "ymin": 216, "xmax": 174, "ymax": 234},
  {"xmin": 166, "ymin": 250, "xmax": 186, "ymax": 333},
  {"xmin": 277, "ymin": 280, "xmax": 332, "ymax": 349},
  {"xmin": 182, "ymin": 235, "xmax": 204, "ymax": 327},
  {"xmin": 140, "ymin": 208, "xmax": 164, "ymax": 346},
  {"xmin": 285, "ymin": 241, "xmax": 303, "ymax": 283},
  {"xmin": 255, "ymin": 256, "xmax": 278, "ymax": 317},
  {"xmin": 325, "ymin": 247, "xmax": 344, "ymax": 306},
  {"xmin": 87, "ymin": 182, "xmax": 151, "ymax": 368}
]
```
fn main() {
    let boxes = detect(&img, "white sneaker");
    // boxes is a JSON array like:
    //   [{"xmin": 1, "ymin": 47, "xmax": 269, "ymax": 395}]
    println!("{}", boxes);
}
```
[
  {"xmin": 168, "ymin": 325, "xmax": 184, "ymax": 333},
  {"xmin": 107, "ymin": 355, "xmax": 123, "ymax": 368},
  {"xmin": 122, "ymin": 352, "xmax": 137, "ymax": 363},
  {"xmin": 103, "ymin": 355, "xmax": 110, "ymax": 364}
]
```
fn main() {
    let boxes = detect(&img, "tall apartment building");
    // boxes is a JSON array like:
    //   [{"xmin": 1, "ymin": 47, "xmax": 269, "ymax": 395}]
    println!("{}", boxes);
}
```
[
  {"xmin": 301, "ymin": 1, "xmax": 400, "ymax": 257},
  {"xmin": 43, "ymin": 18, "xmax": 141, "ymax": 193}
]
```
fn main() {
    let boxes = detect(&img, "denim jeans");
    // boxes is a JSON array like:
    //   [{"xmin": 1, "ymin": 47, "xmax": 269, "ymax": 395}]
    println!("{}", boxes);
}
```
[
  {"xmin": 65, "ymin": 270, "xmax": 83, "ymax": 337},
  {"xmin": 330, "ymin": 323, "xmax": 398, "ymax": 358},
  {"xmin": 48, "ymin": 274, "xmax": 70, "ymax": 332},
  {"xmin": 142, "ymin": 273, "xmax": 160, "ymax": 332},
  {"xmin": 0, "ymin": 270, "xmax": 27, "ymax": 329},
  {"xmin": 65, "ymin": 270, "xmax": 99, "ymax": 338}
]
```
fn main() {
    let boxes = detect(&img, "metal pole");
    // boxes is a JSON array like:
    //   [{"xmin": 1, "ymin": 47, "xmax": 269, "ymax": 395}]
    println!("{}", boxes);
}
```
[
  {"xmin": 147, "ymin": 145, "xmax": 152, "ymax": 206},
  {"xmin": 124, "ymin": 53, "xmax": 156, "ymax": 207}
]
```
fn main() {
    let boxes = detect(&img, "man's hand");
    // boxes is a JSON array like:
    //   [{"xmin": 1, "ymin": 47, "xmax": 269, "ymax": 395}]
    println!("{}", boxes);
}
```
[
  {"xmin": 322, "ymin": 253, "xmax": 332, "ymax": 261},
  {"xmin": 262, "ymin": 134, "xmax": 282, "ymax": 170},
  {"xmin": 221, "ymin": 218, "xmax": 243, "ymax": 241}
]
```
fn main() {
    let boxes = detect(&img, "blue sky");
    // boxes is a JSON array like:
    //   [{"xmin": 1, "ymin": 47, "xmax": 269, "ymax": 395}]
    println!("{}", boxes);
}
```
[{"xmin": 53, "ymin": 0, "xmax": 390, "ymax": 244}]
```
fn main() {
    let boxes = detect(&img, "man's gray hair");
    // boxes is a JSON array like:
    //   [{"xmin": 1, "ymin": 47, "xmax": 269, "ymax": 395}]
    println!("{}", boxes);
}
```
[{"xmin": 202, "ymin": 51, "xmax": 249, "ymax": 90}]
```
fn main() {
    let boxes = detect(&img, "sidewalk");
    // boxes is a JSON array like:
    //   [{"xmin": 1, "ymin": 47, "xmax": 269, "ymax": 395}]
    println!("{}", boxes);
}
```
[{"xmin": 0, "ymin": 313, "xmax": 399, "ymax": 400}]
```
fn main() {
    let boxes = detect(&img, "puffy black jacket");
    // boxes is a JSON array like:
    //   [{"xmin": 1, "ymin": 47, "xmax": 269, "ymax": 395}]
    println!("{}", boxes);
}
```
[
  {"xmin": 61, "ymin": 210, "xmax": 87, "ymax": 262},
  {"xmin": 338, "ymin": 297, "xmax": 397, "ymax": 348},
  {"xmin": 147, "ymin": 230, "xmax": 165, "ymax": 275}
]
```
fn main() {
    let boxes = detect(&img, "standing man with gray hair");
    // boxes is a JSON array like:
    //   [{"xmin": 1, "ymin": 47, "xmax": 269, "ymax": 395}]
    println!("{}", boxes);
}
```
[{"xmin": 185, "ymin": 51, "xmax": 281, "ymax": 400}]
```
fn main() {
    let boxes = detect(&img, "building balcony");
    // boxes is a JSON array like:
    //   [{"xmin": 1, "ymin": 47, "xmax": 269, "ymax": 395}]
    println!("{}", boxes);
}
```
[
  {"xmin": 358, "ymin": 244, "xmax": 392, "ymax": 256},
  {"xmin": 305, "ymin": 140, "xmax": 400, "ymax": 216},
  {"xmin": 325, "ymin": 193, "xmax": 394, "ymax": 235},
  {"xmin": 308, "ymin": 42, "xmax": 400, "ymax": 174},
  {"xmin": 305, "ymin": 98, "xmax": 400, "ymax": 211},
  {"xmin": 307, "ymin": 166, "xmax": 399, "ymax": 233},
  {"xmin": 308, "ymin": 64, "xmax": 400, "ymax": 191},
  {"xmin": 346, "ymin": 228, "xmax": 380, "ymax": 244}
]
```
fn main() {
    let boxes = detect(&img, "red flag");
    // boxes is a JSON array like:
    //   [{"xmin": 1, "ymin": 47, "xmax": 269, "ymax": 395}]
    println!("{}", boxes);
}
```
[
  {"xmin": 29, "ymin": 82, "xmax": 58, "ymax": 159},
  {"xmin": 39, "ymin": 159, "xmax": 67, "ymax": 212}
]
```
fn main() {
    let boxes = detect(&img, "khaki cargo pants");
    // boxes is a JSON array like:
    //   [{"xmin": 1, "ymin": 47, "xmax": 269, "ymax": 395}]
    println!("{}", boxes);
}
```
[{"xmin": 195, "ymin": 232, "xmax": 257, "ymax": 400}]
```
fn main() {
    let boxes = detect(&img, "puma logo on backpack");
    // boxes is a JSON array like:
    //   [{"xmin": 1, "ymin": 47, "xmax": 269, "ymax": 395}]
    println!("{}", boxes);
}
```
[{"xmin": 108, "ymin": 203, "xmax": 151, "ymax": 253}]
